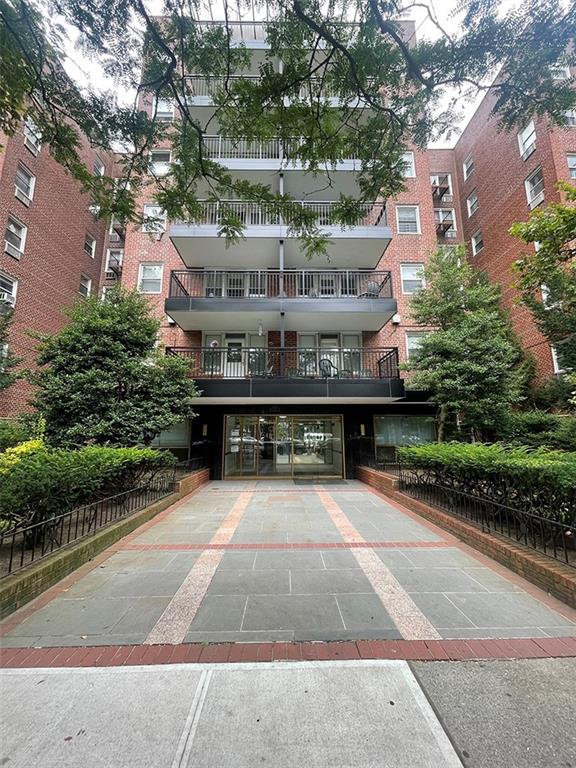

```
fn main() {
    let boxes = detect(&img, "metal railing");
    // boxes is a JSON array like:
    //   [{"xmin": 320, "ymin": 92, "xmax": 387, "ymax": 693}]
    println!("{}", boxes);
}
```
[
  {"xmin": 185, "ymin": 75, "xmax": 343, "ymax": 101},
  {"xmin": 394, "ymin": 465, "xmax": 575, "ymax": 568},
  {"xmin": 166, "ymin": 346, "xmax": 400, "ymax": 380},
  {"xmin": 173, "ymin": 200, "xmax": 386, "ymax": 227},
  {"xmin": 0, "ymin": 472, "xmax": 176, "ymax": 578},
  {"xmin": 169, "ymin": 269, "xmax": 393, "ymax": 299},
  {"xmin": 202, "ymin": 135, "xmax": 359, "ymax": 163}
]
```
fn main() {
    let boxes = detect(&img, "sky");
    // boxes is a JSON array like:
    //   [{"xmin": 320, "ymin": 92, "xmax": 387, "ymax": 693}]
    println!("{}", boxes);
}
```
[{"xmin": 59, "ymin": 0, "xmax": 499, "ymax": 149}]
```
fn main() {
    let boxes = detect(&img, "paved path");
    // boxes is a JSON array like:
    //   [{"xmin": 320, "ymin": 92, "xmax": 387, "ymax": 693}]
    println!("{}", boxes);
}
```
[{"xmin": 1, "ymin": 480, "xmax": 574, "ymax": 647}]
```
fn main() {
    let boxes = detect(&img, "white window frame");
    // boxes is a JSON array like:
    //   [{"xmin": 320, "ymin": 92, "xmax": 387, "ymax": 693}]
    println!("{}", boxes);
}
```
[
  {"xmin": 551, "ymin": 346, "xmax": 564, "ymax": 374},
  {"xmin": 23, "ymin": 119, "xmax": 42, "ymax": 155},
  {"xmin": 395, "ymin": 205, "xmax": 421, "ymax": 234},
  {"xmin": 105, "ymin": 248, "xmax": 124, "ymax": 277},
  {"xmin": 405, "ymin": 331, "xmax": 428, "ymax": 360},
  {"xmin": 142, "ymin": 204, "xmax": 167, "ymax": 233},
  {"xmin": 400, "ymin": 263, "xmax": 425, "ymax": 294},
  {"xmin": 83, "ymin": 234, "xmax": 96, "ymax": 259},
  {"xmin": 566, "ymin": 110, "xmax": 576, "ymax": 127},
  {"xmin": 551, "ymin": 65, "xmax": 571, "ymax": 80},
  {"xmin": 471, "ymin": 230, "xmax": 484, "ymax": 256},
  {"xmin": 149, "ymin": 150, "xmax": 172, "ymax": 176},
  {"xmin": 4, "ymin": 216, "xmax": 27, "ymax": 260},
  {"xmin": 463, "ymin": 155, "xmax": 474, "ymax": 180},
  {"xmin": 0, "ymin": 272, "xmax": 17, "ymax": 308},
  {"xmin": 401, "ymin": 151, "xmax": 416, "ymax": 178},
  {"xmin": 93, "ymin": 156, "xmax": 105, "ymax": 176},
  {"xmin": 14, "ymin": 162, "xmax": 36, "ymax": 206},
  {"xmin": 567, "ymin": 154, "xmax": 576, "ymax": 180},
  {"xmin": 525, "ymin": 167, "xmax": 545, "ymax": 209},
  {"xmin": 466, "ymin": 190, "xmax": 479, "ymax": 217},
  {"xmin": 79, "ymin": 275, "xmax": 92, "ymax": 297},
  {"xmin": 517, "ymin": 120, "xmax": 536, "ymax": 161},
  {"xmin": 154, "ymin": 97, "xmax": 175, "ymax": 122},
  {"xmin": 138, "ymin": 263, "xmax": 164, "ymax": 294},
  {"xmin": 430, "ymin": 173, "xmax": 453, "ymax": 198},
  {"xmin": 434, "ymin": 207, "xmax": 457, "ymax": 232}
]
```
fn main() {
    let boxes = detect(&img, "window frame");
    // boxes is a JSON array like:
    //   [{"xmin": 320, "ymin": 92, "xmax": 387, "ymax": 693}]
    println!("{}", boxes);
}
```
[
  {"xmin": 400, "ymin": 263, "xmax": 425, "ymax": 295},
  {"xmin": 405, "ymin": 331, "xmax": 428, "ymax": 360},
  {"xmin": 93, "ymin": 156, "xmax": 105, "ymax": 176},
  {"xmin": 4, "ymin": 215, "xmax": 27, "ymax": 260},
  {"xmin": 142, "ymin": 204, "xmax": 167, "ymax": 233},
  {"xmin": 395, "ymin": 205, "xmax": 421, "ymax": 235},
  {"xmin": 567, "ymin": 154, "xmax": 576, "ymax": 180},
  {"xmin": 83, "ymin": 233, "xmax": 96, "ymax": 259},
  {"xmin": 401, "ymin": 151, "xmax": 416, "ymax": 178},
  {"xmin": 105, "ymin": 248, "xmax": 124, "ymax": 277},
  {"xmin": 23, "ymin": 119, "xmax": 42, "ymax": 155},
  {"xmin": 0, "ymin": 272, "xmax": 18, "ymax": 307},
  {"xmin": 525, "ymin": 167, "xmax": 545, "ymax": 209},
  {"xmin": 471, "ymin": 230, "xmax": 484, "ymax": 256},
  {"xmin": 517, "ymin": 120, "xmax": 536, "ymax": 160},
  {"xmin": 79, "ymin": 274, "xmax": 92, "ymax": 297},
  {"xmin": 154, "ymin": 97, "xmax": 175, "ymax": 122},
  {"xmin": 149, "ymin": 150, "xmax": 172, "ymax": 176},
  {"xmin": 463, "ymin": 155, "xmax": 474, "ymax": 180},
  {"xmin": 430, "ymin": 172, "xmax": 453, "ymax": 197},
  {"xmin": 14, "ymin": 162, "xmax": 36, "ymax": 206},
  {"xmin": 138, "ymin": 262, "xmax": 164, "ymax": 294},
  {"xmin": 466, "ymin": 190, "xmax": 479, "ymax": 217},
  {"xmin": 565, "ymin": 109, "xmax": 576, "ymax": 127}
]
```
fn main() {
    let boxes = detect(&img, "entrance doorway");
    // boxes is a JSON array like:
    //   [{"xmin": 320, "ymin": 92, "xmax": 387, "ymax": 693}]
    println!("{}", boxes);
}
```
[{"xmin": 223, "ymin": 415, "xmax": 344, "ymax": 478}]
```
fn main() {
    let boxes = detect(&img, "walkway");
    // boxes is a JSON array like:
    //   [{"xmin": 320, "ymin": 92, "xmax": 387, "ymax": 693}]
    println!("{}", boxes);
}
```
[{"xmin": 2, "ymin": 480, "xmax": 574, "ymax": 648}]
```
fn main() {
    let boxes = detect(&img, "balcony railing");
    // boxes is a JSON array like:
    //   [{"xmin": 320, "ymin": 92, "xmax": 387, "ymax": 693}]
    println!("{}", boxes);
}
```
[
  {"xmin": 202, "ymin": 135, "xmax": 359, "ymax": 163},
  {"xmin": 173, "ymin": 200, "xmax": 386, "ymax": 228},
  {"xmin": 185, "ymin": 75, "xmax": 359, "ymax": 102},
  {"xmin": 166, "ymin": 346, "xmax": 400, "ymax": 380},
  {"xmin": 169, "ymin": 269, "xmax": 393, "ymax": 299}
]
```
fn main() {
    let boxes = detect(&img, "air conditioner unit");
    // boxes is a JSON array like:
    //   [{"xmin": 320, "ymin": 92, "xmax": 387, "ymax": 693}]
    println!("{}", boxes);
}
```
[{"xmin": 0, "ymin": 291, "xmax": 15, "ymax": 307}]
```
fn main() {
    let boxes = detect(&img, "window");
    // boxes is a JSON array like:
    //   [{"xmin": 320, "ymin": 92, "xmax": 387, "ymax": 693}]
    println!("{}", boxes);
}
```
[
  {"xmin": 4, "ymin": 216, "xmax": 27, "ymax": 259},
  {"xmin": 430, "ymin": 173, "xmax": 452, "ymax": 200},
  {"xmin": 138, "ymin": 263, "xmax": 163, "ymax": 293},
  {"xmin": 525, "ymin": 167, "xmax": 544, "ymax": 209},
  {"xmin": 83, "ymin": 234, "xmax": 96, "ymax": 258},
  {"xmin": 551, "ymin": 65, "xmax": 571, "ymax": 80},
  {"xmin": 149, "ymin": 150, "xmax": 172, "ymax": 176},
  {"xmin": 142, "ymin": 204, "xmax": 167, "ymax": 232},
  {"xmin": 466, "ymin": 190, "xmax": 479, "ymax": 216},
  {"xmin": 463, "ymin": 155, "xmax": 474, "ymax": 180},
  {"xmin": 471, "ymin": 230, "xmax": 484, "ymax": 256},
  {"xmin": 14, "ymin": 163, "xmax": 35, "ymax": 205},
  {"xmin": 23, "ymin": 119, "xmax": 41, "ymax": 155},
  {"xmin": 566, "ymin": 110, "xmax": 576, "ymax": 127},
  {"xmin": 105, "ymin": 249, "xmax": 123, "ymax": 278},
  {"xmin": 567, "ymin": 154, "xmax": 576, "ymax": 180},
  {"xmin": 93, "ymin": 156, "xmax": 105, "ymax": 176},
  {"xmin": 400, "ymin": 263, "xmax": 425, "ymax": 294},
  {"xmin": 374, "ymin": 415, "xmax": 435, "ymax": 460},
  {"xmin": 551, "ymin": 347, "xmax": 564, "ymax": 374},
  {"xmin": 155, "ymin": 97, "xmax": 175, "ymax": 122},
  {"xmin": 434, "ymin": 209, "xmax": 456, "ymax": 238},
  {"xmin": 101, "ymin": 286, "xmax": 111, "ymax": 301},
  {"xmin": 396, "ymin": 205, "xmax": 420, "ymax": 234},
  {"xmin": 405, "ymin": 331, "xmax": 428, "ymax": 360},
  {"xmin": 401, "ymin": 151, "xmax": 416, "ymax": 178},
  {"xmin": 79, "ymin": 275, "xmax": 92, "ymax": 297},
  {"xmin": 517, "ymin": 120, "xmax": 536, "ymax": 160},
  {"xmin": 0, "ymin": 273, "xmax": 17, "ymax": 307}
]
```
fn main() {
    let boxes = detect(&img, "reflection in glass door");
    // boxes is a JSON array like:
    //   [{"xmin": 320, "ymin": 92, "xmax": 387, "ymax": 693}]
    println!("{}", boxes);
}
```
[{"xmin": 223, "ymin": 415, "xmax": 344, "ymax": 478}]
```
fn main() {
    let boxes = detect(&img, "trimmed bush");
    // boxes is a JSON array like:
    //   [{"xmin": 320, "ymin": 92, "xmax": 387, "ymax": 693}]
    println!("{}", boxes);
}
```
[
  {"xmin": 0, "ymin": 420, "xmax": 29, "ymax": 453},
  {"xmin": 397, "ymin": 442, "xmax": 576, "ymax": 523},
  {"xmin": 498, "ymin": 411, "xmax": 576, "ymax": 452},
  {"xmin": 0, "ymin": 443, "xmax": 175, "ymax": 529}
]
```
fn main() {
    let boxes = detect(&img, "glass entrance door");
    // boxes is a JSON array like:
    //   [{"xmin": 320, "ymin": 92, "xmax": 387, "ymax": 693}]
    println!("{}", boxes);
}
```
[{"xmin": 223, "ymin": 415, "xmax": 343, "ymax": 478}]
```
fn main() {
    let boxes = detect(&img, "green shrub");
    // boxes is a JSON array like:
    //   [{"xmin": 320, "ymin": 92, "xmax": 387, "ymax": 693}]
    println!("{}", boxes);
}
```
[
  {"xmin": 0, "ymin": 445, "xmax": 175, "ymax": 529},
  {"xmin": 397, "ymin": 442, "xmax": 576, "ymax": 523},
  {"xmin": 498, "ymin": 411, "xmax": 576, "ymax": 452},
  {"xmin": 0, "ymin": 420, "xmax": 29, "ymax": 453}
]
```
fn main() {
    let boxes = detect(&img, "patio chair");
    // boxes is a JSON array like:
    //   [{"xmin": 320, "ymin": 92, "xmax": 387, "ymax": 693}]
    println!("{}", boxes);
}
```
[
  {"xmin": 357, "ymin": 279, "xmax": 386, "ymax": 298},
  {"xmin": 319, "ymin": 358, "xmax": 338, "ymax": 378}
]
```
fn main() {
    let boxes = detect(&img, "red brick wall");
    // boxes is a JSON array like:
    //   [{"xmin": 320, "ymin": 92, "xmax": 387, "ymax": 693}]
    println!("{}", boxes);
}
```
[{"xmin": 0, "ymin": 125, "xmax": 114, "ymax": 416}]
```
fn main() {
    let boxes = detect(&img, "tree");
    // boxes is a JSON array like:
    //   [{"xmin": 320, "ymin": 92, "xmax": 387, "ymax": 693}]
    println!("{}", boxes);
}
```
[
  {"xmin": 1, "ymin": 0, "xmax": 575, "ymax": 257},
  {"xmin": 0, "ymin": 305, "xmax": 21, "ymax": 391},
  {"xmin": 31, "ymin": 288, "xmax": 199, "ymax": 447},
  {"xmin": 405, "ymin": 247, "xmax": 524, "ymax": 441},
  {"xmin": 510, "ymin": 183, "xmax": 576, "ymax": 395}
]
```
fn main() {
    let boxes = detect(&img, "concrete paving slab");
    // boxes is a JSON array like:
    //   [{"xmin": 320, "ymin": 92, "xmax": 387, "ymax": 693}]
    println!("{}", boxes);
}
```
[
  {"xmin": 290, "ymin": 568, "xmax": 374, "ymax": 595},
  {"xmin": 71, "ymin": 571, "xmax": 187, "ymax": 599},
  {"xmin": 206, "ymin": 569, "xmax": 291, "ymax": 596},
  {"xmin": 107, "ymin": 597, "xmax": 171, "ymax": 635},
  {"xmin": 335, "ymin": 594, "xmax": 398, "ymax": 630},
  {"xmin": 391, "ymin": 568, "xmax": 492, "ymax": 594},
  {"xmin": 216, "ymin": 552, "xmax": 257, "ymax": 570},
  {"xmin": 448, "ymin": 593, "xmax": 576, "ymax": 629},
  {"xmin": 189, "ymin": 595, "xmax": 247, "ymax": 631},
  {"xmin": 412, "ymin": 658, "xmax": 576, "ymax": 768},
  {"xmin": 410, "ymin": 594, "xmax": 476, "ymax": 630},
  {"xmin": 253, "ymin": 550, "xmax": 325, "ymax": 570},
  {"xmin": 7, "ymin": 598, "xmax": 135, "ymax": 637},
  {"xmin": 242, "ymin": 595, "xmax": 345, "ymax": 632},
  {"xmin": 320, "ymin": 550, "xmax": 362, "ymax": 569}
]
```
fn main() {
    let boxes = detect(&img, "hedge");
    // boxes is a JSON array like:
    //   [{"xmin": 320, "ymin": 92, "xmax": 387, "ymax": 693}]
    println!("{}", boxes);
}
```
[
  {"xmin": 0, "ymin": 442, "xmax": 175, "ymax": 529},
  {"xmin": 397, "ymin": 442, "xmax": 576, "ymax": 524},
  {"xmin": 498, "ymin": 411, "xmax": 576, "ymax": 452},
  {"xmin": 0, "ymin": 420, "xmax": 29, "ymax": 453}
]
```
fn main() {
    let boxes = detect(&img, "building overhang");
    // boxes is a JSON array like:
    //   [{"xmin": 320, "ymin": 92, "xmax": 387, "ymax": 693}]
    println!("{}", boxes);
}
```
[{"xmin": 191, "ymin": 377, "xmax": 405, "ymax": 401}]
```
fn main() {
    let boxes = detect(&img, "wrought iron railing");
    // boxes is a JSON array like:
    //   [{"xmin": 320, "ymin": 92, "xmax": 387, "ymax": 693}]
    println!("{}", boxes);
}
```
[
  {"xmin": 167, "ymin": 346, "xmax": 400, "ymax": 380},
  {"xmin": 172, "ymin": 200, "xmax": 386, "ymax": 227},
  {"xmin": 0, "ymin": 472, "xmax": 176, "ymax": 578},
  {"xmin": 169, "ymin": 269, "xmax": 393, "ymax": 299},
  {"xmin": 393, "ymin": 465, "xmax": 575, "ymax": 568}
]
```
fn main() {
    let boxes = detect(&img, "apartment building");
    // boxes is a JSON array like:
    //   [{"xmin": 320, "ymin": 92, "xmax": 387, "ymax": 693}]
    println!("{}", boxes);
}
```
[{"xmin": 0, "ymin": 121, "xmax": 113, "ymax": 416}]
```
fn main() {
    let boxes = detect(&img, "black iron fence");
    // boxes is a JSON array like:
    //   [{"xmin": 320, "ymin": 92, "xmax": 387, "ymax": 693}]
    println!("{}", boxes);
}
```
[
  {"xmin": 0, "ymin": 472, "xmax": 176, "ymax": 578},
  {"xmin": 394, "ymin": 465, "xmax": 575, "ymax": 568},
  {"xmin": 167, "ymin": 346, "xmax": 400, "ymax": 380}
]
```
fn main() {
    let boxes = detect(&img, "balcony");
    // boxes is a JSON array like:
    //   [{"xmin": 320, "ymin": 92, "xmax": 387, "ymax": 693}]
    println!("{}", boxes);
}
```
[
  {"xmin": 166, "ymin": 346, "xmax": 404, "ymax": 402},
  {"xmin": 202, "ymin": 136, "xmax": 360, "ymax": 172},
  {"xmin": 165, "ymin": 269, "xmax": 396, "ymax": 331},
  {"xmin": 170, "ymin": 201, "xmax": 392, "ymax": 269},
  {"xmin": 434, "ymin": 212, "xmax": 457, "ymax": 240}
]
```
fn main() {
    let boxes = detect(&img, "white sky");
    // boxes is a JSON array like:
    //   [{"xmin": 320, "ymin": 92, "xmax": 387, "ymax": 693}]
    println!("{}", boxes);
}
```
[{"xmin": 60, "ymin": 0, "xmax": 503, "ymax": 149}]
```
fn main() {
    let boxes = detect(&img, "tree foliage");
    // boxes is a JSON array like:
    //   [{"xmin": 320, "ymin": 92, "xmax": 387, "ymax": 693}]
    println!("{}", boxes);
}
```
[
  {"xmin": 31, "ymin": 288, "xmax": 199, "ymax": 447},
  {"xmin": 0, "ymin": 306, "xmax": 21, "ymax": 392},
  {"xmin": 510, "ymin": 182, "xmax": 576, "ymax": 377},
  {"xmin": 405, "ymin": 247, "xmax": 524, "ymax": 440},
  {"xmin": 1, "ymin": 0, "xmax": 575, "ymax": 257}
]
